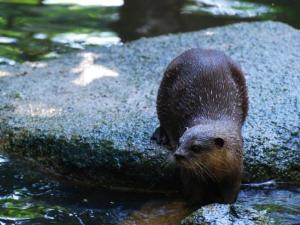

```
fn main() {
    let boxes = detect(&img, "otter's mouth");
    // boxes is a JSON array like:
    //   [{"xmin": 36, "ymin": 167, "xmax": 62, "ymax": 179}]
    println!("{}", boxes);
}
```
[
  {"xmin": 174, "ymin": 155, "xmax": 185, "ymax": 161},
  {"xmin": 174, "ymin": 155, "xmax": 188, "ymax": 167},
  {"xmin": 174, "ymin": 157, "xmax": 205, "ymax": 171}
]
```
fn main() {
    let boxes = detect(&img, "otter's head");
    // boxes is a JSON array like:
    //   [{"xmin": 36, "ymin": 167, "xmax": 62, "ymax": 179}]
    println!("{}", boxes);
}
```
[{"xmin": 173, "ymin": 124, "xmax": 243, "ymax": 184}]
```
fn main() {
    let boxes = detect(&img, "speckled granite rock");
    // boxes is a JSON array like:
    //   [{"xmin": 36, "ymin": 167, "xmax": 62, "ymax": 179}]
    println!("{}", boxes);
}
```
[
  {"xmin": 181, "ymin": 204, "xmax": 271, "ymax": 225},
  {"xmin": 0, "ymin": 21, "xmax": 299, "ymax": 190}
]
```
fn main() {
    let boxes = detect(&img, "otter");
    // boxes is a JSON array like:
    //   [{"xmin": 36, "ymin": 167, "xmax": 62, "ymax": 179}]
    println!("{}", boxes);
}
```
[{"xmin": 152, "ymin": 48, "xmax": 248, "ymax": 205}]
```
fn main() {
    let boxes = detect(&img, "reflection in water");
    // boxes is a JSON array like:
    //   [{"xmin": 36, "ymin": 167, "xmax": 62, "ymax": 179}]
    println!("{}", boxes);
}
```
[
  {"xmin": 113, "ymin": 0, "xmax": 276, "ymax": 41},
  {"xmin": 0, "ymin": 1, "xmax": 119, "ymax": 62},
  {"xmin": 0, "ymin": 153, "xmax": 299, "ymax": 225},
  {"xmin": 0, "ymin": 36, "xmax": 17, "ymax": 44},
  {"xmin": 121, "ymin": 201, "xmax": 192, "ymax": 225},
  {"xmin": 1, "ymin": 0, "xmax": 299, "ymax": 62},
  {"xmin": 113, "ymin": 0, "xmax": 185, "ymax": 41},
  {"xmin": 186, "ymin": 0, "xmax": 273, "ymax": 17},
  {"xmin": 238, "ymin": 188, "xmax": 300, "ymax": 225},
  {"xmin": 52, "ymin": 32, "xmax": 120, "ymax": 49},
  {"xmin": 44, "ymin": 0, "xmax": 124, "ymax": 7},
  {"xmin": 0, "ymin": 155, "xmax": 9, "ymax": 164},
  {"xmin": 0, "ymin": 153, "xmax": 179, "ymax": 224}
]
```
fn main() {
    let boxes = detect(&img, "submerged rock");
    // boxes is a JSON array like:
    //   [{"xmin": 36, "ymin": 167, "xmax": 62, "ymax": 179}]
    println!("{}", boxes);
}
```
[
  {"xmin": 181, "ymin": 203, "xmax": 271, "ymax": 225},
  {"xmin": 0, "ymin": 21, "xmax": 299, "ymax": 190}
]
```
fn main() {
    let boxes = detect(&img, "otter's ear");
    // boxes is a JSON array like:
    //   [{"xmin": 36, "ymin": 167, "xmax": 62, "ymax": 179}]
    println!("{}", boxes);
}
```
[{"xmin": 214, "ymin": 137, "xmax": 225, "ymax": 148}]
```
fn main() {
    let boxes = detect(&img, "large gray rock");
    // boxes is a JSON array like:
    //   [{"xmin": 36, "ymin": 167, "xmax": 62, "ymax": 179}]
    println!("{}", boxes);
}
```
[{"xmin": 0, "ymin": 21, "xmax": 299, "ymax": 191}]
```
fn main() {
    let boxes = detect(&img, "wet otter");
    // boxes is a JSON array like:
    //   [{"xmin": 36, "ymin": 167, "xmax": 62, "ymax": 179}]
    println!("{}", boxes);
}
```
[{"xmin": 152, "ymin": 48, "xmax": 248, "ymax": 205}]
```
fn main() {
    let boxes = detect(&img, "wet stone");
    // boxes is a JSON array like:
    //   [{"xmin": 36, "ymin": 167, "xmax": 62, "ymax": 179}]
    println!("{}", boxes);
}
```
[
  {"xmin": 181, "ymin": 204, "xmax": 272, "ymax": 225},
  {"xmin": 0, "ymin": 21, "xmax": 299, "ymax": 191}
]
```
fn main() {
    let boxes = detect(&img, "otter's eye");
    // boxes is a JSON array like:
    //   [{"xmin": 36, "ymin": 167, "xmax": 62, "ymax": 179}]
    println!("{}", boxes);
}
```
[
  {"xmin": 214, "ymin": 138, "xmax": 225, "ymax": 148},
  {"xmin": 190, "ymin": 145, "xmax": 202, "ymax": 153}
]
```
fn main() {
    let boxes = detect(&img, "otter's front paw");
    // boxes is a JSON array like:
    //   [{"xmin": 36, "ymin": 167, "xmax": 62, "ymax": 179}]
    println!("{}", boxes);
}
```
[{"xmin": 151, "ymin": 127, "xmax": 170, "ymax": 146}]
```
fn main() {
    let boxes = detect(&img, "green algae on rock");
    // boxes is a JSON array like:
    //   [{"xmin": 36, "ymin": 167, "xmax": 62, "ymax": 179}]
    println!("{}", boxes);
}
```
[{"xmin": 0, "ymin": 21, "xmax": 299, "ymax": 191}]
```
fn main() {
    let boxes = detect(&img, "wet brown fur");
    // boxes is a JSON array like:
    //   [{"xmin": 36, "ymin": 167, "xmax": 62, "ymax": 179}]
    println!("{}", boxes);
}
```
[{"xmin": 152, "ymin": 48, "xmax": 248, "ymax": 206}]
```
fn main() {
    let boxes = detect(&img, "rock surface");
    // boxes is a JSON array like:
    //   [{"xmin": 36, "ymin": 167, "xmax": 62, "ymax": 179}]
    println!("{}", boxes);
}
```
[
  {"xmin": 181, "ymin": 203, "xmax": 271, "ymax": 225},
  {"xmin": 0, "ymin": 21, "xmax": 299, "ymax": 190}
]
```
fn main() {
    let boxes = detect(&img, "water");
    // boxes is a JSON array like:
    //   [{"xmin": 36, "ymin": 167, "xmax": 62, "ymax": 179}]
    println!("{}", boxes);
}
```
[
  {"xmin": 239, "ymin": 185, "xmax": 300, "ymax": 225},
  {"xmin": 0, "ymin": 154, "xmax": 189, "ymax": 225},
  {"xmin": 0, "ymin": 153, "xmax": 299, "ymax": 224},
  {"xmin": 0, "ymin": 0, "xmax": 300, "ymax": 62}
]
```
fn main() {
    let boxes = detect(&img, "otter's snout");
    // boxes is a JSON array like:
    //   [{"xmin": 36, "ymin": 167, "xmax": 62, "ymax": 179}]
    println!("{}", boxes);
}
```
[
  {"xmin": 174, "ymin": 148, "xmax": 187, "ymax": 161},
  {"xmin": 174, "ymin": 152, "xmax": 185, "ymax": 161}
]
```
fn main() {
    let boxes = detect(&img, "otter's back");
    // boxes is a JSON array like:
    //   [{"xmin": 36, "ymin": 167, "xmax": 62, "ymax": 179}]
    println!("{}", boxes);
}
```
[{"xmin": 156, "ymin": 48, "xmax": 248, "ymax": 142}]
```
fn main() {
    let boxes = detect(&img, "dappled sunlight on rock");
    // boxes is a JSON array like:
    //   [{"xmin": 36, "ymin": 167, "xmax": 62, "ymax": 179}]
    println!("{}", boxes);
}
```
[
  {"xmin": 72, "ymin": 53, "xmax": 119, "ymax": 86},
  {"xmin": 26, "ymin": 62, "xmax": 47, "ymax": 68},
  {"xmin": 205, "ymin": 31, "xmax": 215, "ymax": 36},
  {"xmin": 15, "ymin": 103, "xmax": 62, "ymax": 118},
  {"xmin": 0, "ymin": 70, "xmax": 11, "ymax": 78}
]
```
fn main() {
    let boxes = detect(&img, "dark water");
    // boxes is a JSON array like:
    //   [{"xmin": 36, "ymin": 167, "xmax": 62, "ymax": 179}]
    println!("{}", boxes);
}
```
[
  {"xmin": 0, "ymin": 0, "xmax": 300, "ymax": 62},
  {"xmin": 0, "ymin": 154, "xmax": 186, "ymax": 225},
  {"xmin": 0, "ymin": 154, "xmax": 300, "ymax": 225}
]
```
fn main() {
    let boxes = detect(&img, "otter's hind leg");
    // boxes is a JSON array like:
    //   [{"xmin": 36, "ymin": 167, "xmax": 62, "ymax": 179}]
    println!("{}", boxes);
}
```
[{"xmin": 151, "ymin": 126, "xmax": 170, "ymax": 146}]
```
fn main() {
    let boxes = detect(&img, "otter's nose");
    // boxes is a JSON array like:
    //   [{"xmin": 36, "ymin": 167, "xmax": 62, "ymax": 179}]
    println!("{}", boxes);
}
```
[{"xmin": 174, "ymin": 153, "xmax": 185, "ymax": 161}]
